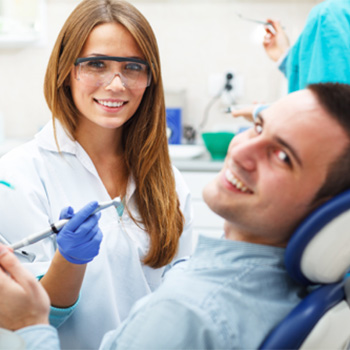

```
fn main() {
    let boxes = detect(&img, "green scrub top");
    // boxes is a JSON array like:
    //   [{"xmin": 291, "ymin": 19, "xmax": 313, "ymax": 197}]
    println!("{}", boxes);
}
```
[{"xmin": 286, "ymin": 0, "xmax": 350, "ymax": 92}]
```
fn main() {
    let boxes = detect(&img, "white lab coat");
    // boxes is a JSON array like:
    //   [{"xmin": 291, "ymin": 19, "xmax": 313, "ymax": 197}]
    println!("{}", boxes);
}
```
[{"xmin": 0, "ymin": 121, "xmax": 193, "ymax": 350}]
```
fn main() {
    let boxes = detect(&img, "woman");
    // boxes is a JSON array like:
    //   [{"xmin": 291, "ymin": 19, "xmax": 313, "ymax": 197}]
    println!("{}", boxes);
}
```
[{"xmin": 0, "ymin": 0, "xmax": 193, "ymax": 349}]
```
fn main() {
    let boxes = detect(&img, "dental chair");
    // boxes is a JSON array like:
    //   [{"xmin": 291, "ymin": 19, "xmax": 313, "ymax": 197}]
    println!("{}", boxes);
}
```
[{"xmin": 260, "ymin": 189, "xmax": 350, "ymax": 350}]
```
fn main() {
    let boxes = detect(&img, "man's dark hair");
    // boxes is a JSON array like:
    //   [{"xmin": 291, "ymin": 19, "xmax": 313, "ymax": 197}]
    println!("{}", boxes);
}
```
[{"xmin": 308, "ymin": 83, "xmax": 350, "ymax": 205}]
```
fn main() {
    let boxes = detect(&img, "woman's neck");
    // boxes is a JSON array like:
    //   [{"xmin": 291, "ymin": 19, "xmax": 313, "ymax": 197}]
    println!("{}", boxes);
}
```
[
  {"xmin": 75, "ymin": 121, "xmax": 123, "ymax": 158},
  {"xmin": 75, "ymin": 121, "xmax": 128, "ymax": 198}
]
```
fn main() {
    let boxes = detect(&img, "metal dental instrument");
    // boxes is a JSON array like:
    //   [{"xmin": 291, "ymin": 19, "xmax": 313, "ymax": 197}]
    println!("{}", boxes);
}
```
[
  {"xmin": 10, "ymin": 198, "xmax": 121, "ymax": 251},
  {"xmin": 0, "ymin": 232, "xmax": 36, "ymax": 262},
  {"xmin": 236, "ymin": 13, "xmax": 277, "ymax": 35}
]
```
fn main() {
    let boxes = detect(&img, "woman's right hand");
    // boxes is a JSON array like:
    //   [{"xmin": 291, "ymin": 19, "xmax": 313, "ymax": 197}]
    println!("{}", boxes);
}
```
[
  {"xmin": 57, "ymin": 202, "xmax": 103, "ymax": 264},
  {"xmin": 263, "ymin": 19, "xmax": 290, "ymax": 62}
]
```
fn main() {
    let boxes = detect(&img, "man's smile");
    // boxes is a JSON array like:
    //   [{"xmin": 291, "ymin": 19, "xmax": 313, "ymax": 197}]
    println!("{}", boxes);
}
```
[{"xmin": 224, "ymin": 169, "xmax": 253, "ymax": 194}]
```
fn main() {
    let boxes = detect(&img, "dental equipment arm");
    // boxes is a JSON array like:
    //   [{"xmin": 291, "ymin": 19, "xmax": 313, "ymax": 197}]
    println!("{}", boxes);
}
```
[{"xmin": 10, "ymin": 198, "xmax": 121, "ymax": 251}]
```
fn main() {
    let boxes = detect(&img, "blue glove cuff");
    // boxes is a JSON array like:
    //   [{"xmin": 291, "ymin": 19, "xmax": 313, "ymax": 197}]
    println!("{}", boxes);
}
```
[{"xmin": 58, "ymin": 247, "xmax": 93, "ymax": 265}]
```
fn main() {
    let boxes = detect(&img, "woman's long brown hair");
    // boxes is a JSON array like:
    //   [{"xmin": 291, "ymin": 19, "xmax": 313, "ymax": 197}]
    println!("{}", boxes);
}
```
[{"xmin": 44, "ymin": 0, "xmax": 184, "ymax": 268}]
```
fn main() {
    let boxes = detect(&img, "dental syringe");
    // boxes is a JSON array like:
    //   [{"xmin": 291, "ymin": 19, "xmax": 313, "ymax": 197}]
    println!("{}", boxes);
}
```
[{"xmin": 10, "ymin": 198, "xmax": 121, "ymax": 251}]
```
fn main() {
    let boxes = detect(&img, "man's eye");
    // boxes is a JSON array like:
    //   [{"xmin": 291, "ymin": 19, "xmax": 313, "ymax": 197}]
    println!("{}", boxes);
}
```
[
  {"xmin": 276, "ymin": 150, "xmax": 291, "ymax": 165},
  {"xmin": 254, "ymin": 122, "xmax": 263, "ymax": 134}
]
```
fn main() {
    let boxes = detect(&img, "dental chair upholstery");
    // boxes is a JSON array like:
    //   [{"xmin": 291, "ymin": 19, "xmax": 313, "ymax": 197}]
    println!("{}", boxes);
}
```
[{"xmin": 260, "ymin": 189, "xmax": 350, "ymax": 350}]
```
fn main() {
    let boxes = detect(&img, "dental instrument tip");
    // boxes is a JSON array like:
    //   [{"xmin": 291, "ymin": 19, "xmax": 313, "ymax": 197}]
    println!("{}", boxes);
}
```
[{"xmin": 91, "ymin": 197, "xmax": 121, "ymax": 215}]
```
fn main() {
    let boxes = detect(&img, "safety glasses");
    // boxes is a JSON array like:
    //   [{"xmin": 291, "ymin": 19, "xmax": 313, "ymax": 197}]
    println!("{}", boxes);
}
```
[{"xmin": 74, "ymin": 56, "xmax": 152, "ymax": 90}]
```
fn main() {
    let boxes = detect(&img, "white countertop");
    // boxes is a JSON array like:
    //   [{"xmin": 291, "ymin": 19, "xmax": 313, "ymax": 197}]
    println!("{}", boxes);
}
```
[
  {"xmin": 172, "ymin": 155, "xmax": 224, "ymax": 172},
  {"xmin": 0, "ymin": 140, "xmax": 224, "ymax": 172},
  {"xmin": 169, "ymin": 144, "xmax": 224, "ymax": 172}
]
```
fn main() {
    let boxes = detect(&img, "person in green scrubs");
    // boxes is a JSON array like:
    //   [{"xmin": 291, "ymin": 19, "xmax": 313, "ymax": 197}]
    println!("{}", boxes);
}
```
[{"xmin": 263, "ymin": 0, "xmax": 350, "ymax": 92}]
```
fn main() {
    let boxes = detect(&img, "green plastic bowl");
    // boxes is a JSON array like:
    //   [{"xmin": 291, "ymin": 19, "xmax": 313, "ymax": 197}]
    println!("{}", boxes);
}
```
[{"xmin": 202, "ymin": 132, "xmax": 235, "ymax": 160}]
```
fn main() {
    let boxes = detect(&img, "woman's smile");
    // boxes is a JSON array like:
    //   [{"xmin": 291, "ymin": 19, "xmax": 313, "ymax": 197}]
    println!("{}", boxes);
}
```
[{"xmin": 94, "ymin": 98, "xmax": 127, "ymax": 112}]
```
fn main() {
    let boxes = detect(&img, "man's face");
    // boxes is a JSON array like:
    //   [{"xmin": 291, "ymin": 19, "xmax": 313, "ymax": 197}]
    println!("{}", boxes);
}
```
[{"xmin": 203, "ymin": 90, "xmax": 349, "ymax": 246}]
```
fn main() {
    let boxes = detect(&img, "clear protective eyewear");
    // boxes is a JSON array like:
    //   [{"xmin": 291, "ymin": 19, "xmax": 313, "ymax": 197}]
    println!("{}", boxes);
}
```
[{"xmin": 74, "ymin": 56, "xmax": 152, "ymax": 90}]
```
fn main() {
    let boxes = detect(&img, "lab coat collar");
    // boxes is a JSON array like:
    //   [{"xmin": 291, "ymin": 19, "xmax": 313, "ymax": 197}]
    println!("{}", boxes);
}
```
[
  {"xmin": 35, "ymin": 120, "xmax": 137, "ymax": 205},
  {"xmin": 35, "ymin": 120, "xmax": 77, "ymax": 155}
]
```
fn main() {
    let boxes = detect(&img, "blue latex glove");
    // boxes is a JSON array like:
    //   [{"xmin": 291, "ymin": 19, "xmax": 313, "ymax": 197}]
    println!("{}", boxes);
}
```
[{"xmin": 56, "ymin": 201, "xmax": 103, "ymax": 264}]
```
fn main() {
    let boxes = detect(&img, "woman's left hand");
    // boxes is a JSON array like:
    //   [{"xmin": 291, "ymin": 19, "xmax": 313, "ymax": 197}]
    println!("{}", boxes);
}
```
[{"xmin": 57, "ymin": 202, "xmax": 103, "ymax": 264}]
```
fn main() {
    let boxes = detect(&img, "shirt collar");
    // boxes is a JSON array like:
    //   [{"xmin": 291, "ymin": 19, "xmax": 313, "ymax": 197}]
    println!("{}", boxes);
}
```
[{"xmin": 192, "ymin": 235, "xmax": 286, "ymax": 268}]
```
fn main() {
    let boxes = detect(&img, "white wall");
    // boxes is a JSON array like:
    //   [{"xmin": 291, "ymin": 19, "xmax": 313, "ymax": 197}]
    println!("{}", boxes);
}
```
[{"xmin": 0, "ymin": 0, "xmax": 321, "ymax": 139}]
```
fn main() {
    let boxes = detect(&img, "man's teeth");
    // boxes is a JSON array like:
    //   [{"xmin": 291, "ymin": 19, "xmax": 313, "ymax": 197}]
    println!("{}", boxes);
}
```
[
  {"xmin": 225, "ymin": 169, "xmax": 250, "ymax": 193},
  {"xmin": 98, "ymin": 100, "xmax": 124, "ymax": 107}
]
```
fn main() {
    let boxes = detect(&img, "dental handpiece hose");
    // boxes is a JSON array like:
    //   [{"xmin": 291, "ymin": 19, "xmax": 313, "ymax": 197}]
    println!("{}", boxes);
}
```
[{"xmin": 10, "ymin": 198, "xmax": 120, "ymax": 251}]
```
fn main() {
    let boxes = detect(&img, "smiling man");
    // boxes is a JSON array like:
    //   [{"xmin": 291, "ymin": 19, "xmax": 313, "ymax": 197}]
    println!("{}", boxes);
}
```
[
  {"xmin": 206, "ymin": 86, "xmax": 349, "ymax": 247},
  {"xmin": 0, "ymin": 83, "xmax": 350, "ymax": 350}
]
